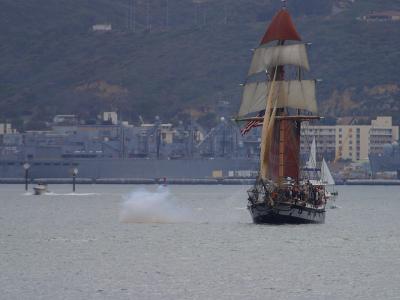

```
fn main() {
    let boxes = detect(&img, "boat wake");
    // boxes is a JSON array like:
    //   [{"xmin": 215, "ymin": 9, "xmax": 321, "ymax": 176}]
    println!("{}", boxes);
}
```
[
  {"xmin": 45, "ymin": 192, "xmax": 100, "ymax": 196},
  {"xmin": 119, "ymin": 187, "xmax": 190, "ymax": 223},
  {"xmin": 23, "ymin": 192, "xmax": 99, "ymax": 196}
]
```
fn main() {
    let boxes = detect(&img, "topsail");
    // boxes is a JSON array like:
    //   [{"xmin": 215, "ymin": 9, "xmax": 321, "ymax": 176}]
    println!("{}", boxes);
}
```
[{"xmin": 248, "ymin": 44, "xmax": 310, "ymax": 76}]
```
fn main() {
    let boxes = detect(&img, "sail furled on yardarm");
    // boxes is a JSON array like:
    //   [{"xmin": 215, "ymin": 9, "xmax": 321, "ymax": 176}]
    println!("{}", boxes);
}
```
[{"xmin": 239, "ymin": 4, "xmax": 327, "ymax": 224}]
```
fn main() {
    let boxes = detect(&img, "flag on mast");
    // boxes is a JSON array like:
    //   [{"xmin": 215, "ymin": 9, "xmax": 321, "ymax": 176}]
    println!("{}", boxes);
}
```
[{"xmin": 240, "ymin": 110, "xmax": 265, "ymax": 135}]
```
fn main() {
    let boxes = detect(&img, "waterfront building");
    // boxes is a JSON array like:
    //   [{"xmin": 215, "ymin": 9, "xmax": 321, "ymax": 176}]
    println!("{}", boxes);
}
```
[
  {"xmin": 1, "ymin": 113, "xmax": 397, "ymax": 164},
  {"xmin": 0, "ymin": 123, "xmax": 17, "ymax": 134},
  {"xmin": 301, "ymin": 116, "xmax": 399, "ymax": 162}
]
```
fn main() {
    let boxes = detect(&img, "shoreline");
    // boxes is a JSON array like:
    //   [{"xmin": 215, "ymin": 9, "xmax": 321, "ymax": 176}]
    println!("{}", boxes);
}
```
[
  {"xmin": 0, "ymin": 177, "xmax": 256, "ymax": 185},
  {"xmin": 1, "ymin": 178, "xmax": 399, "ymax": 185}
]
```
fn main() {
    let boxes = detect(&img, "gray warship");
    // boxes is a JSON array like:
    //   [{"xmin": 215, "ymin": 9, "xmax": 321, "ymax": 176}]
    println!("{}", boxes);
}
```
[{"xmin": 0, "ymin": 111, "xmax": 259, "ymax": 181}]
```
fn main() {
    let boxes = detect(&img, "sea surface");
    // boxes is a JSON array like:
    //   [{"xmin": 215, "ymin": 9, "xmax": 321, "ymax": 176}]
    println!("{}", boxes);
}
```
[{"xmin": 1, "ymin": 184, "xmax": 400, "ymax": 300}]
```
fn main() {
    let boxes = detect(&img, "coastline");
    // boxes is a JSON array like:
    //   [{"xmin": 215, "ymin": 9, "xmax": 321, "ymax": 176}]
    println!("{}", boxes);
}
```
[{"xmin": 1, "ymin": 178, "xmax": 399, "ymax": 185}]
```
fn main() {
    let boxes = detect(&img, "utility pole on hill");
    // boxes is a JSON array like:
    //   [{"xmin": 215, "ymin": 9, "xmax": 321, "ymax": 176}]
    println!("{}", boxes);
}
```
[
  {"xmin": 127, "ymin": 0, "xmax": 136, "ymax": 32},
  {"xmin": 203, "ymin": 3, "xmax": 206, "ymax": 26},
  {"xmin": 147, "ymin": 0, "xmax": 151, "ymax": 31},
  {"xmin": 224, "ymin": 0, "xmax": 228, "ymax": 24},
  {"xmin": 133, "ymin": 0, "xmax": 136, "ymax": 32},
  {"xmin": 166, "ymin": 0, "xmax": 169, "ymax": 30},
  {"xmin": 195, "ymin": 2, "xmax": 199, "ymax": 27}
]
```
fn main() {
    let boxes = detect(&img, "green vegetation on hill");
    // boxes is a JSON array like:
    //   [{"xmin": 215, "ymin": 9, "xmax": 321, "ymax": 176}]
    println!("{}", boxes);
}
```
[{"xmin": 0, "ymin": 0, "xmax": 400, "ymax": 130}]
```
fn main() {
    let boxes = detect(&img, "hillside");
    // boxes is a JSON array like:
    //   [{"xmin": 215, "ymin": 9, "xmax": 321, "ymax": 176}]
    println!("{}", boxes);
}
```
[{"xmin": 0, "ymin": 0, "xmax": 400, "ymax": 129}]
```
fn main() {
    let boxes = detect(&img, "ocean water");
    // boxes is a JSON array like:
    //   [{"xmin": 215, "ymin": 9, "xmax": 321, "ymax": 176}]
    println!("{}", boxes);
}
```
[{"xmin": 1, "ymin": 184, "xmax": 400, "ymax": 300}]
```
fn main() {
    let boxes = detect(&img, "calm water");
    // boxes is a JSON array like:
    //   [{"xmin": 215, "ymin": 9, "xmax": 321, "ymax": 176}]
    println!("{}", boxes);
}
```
[{"xmin": 1, "ymin": 184, "xmax": 400, "ymax": 300}]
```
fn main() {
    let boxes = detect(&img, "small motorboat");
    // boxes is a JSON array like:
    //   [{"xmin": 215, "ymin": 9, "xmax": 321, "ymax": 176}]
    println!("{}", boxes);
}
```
[{"xmin": 33, "ymin": 183, "xmax": 48, "ymax": 195}]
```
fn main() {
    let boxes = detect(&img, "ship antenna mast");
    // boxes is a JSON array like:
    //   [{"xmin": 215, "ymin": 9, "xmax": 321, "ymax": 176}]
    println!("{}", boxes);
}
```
[{"xmin": 281, "ymin": 0, "xmax": 287, "ymax": 9}]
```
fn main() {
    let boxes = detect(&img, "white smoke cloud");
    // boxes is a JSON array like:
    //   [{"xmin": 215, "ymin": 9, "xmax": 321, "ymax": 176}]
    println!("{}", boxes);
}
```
[{"xmin": 119, "ymin": 186, "xmax": 190, "ymax": 223}]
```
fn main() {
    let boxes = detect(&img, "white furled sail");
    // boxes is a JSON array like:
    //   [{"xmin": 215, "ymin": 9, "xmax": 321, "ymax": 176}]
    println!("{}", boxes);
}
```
[
  {"xmin": 248, "ymin": 44, "xmax": 310, "ymax": 76},
  {"xmin": 259, "ymin": 70, "xmax": 279, "ymax": 179},
  {"xmin": 321, "ymin": 158, "xmax": 335, "ymax": 185},
  {"xmin": 238, "ymin": 80, "xmax": 317, "ymax": 117},
  {"xmin": 306, "ymin": 137, "xmax": 317, "ymax": 169}
]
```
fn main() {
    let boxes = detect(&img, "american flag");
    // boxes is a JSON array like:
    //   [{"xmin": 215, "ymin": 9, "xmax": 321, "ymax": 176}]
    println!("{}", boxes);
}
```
[{"xmin": 240, "ymin": 110, "xmax": 265, "ymax": 135}]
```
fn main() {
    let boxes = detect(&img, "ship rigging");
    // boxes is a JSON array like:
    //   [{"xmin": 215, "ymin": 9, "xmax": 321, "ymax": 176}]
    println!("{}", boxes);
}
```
[{"xmin": 237, "ymin": 3, "xmax": 327, "ymax": 224}]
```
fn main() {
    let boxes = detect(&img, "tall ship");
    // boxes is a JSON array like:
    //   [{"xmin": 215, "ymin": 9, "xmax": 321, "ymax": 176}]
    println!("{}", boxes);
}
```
[{"xmin": 237, "ymin": 3, "xmax": 327, "ymax": 224}]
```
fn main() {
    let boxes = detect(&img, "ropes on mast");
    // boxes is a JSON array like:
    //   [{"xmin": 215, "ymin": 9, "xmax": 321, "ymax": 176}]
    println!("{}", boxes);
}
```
[{"xmin": 260, "ymin": 65, "xmax": 281, "ymax": 179}]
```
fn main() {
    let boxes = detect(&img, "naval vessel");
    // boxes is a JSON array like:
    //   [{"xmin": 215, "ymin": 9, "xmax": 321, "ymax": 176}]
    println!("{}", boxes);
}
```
[{"xmin": 0, "ymin": 112, "xmax": 259, "ymax": 180}]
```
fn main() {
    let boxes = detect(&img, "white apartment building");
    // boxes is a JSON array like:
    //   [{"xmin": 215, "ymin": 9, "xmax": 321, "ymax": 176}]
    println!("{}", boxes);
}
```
[
  {"xmin": 103, "ymin": 112, "xmax": 118, "ymax": 125},
  {"xmin": 301, "ymin": 116, "xmax": 399, "ymax": 162},
  {"xmin": 0, "ymin": 123, "xmax": 17, "ymax": 134}
]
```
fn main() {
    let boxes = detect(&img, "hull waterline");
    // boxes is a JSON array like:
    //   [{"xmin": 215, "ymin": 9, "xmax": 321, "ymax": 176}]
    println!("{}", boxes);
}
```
[{"xmin": 248, "ymin": 202, "xmax": 325, "ymax": 224}]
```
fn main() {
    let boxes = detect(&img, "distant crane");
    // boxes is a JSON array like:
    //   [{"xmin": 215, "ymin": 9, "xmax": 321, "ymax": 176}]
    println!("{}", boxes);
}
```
[{"xmin": 139, "ymin": 115, "xmax": 145, "ymax": 125}]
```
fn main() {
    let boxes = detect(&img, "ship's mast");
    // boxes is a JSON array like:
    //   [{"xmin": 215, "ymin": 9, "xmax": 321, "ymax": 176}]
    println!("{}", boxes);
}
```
[
  {"xmin": 276, "ymin": 39, "xmax": 286, "ymax": 182},
  {"xmin": 260, "ymin": 4, "xmax": 300, "ymax": 183},
  {"xmin": 238, "ymin": 2, "xmax": 319, "ymax": 183}
]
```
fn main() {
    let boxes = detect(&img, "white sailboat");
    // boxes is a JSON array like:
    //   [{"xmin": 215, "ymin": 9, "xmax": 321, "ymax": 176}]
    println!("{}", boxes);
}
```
[
  {"xmin": 306, "ymin": 137, "xmax": 317, "ymax": 170},
  {"xmin": 305, "ymin": 136, "xmax": 338, "ymax": 207},
  {"xmin": 321, "ymin": 158, "xmax": 335, "ymax": 186},
  {"xmin": 305, "ymin": 137, "xmax": 323, "ymax": 185},
  {"xmin": 321, "ymin": 158, "xmax": 338, "ymax": 208}
]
